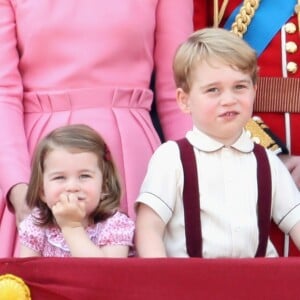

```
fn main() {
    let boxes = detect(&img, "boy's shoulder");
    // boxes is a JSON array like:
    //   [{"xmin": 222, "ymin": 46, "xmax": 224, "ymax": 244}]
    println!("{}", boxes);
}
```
[
  {"xmin": 154, "ymin": 139, "xmax": 182, "ymax": 155},
  {"xmin": 148, "ymin": 140, "xmax": 185, "ymax": 172}
]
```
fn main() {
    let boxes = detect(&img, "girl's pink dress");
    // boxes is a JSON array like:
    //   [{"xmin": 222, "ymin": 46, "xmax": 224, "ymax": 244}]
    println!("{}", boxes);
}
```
[
  {"xmin": 19, "ymin": 211, "xmax": 134, "ymax": 257},
  {"xmin": 0, "ymin": 1, "xmax": 193, "ymax": 256}
]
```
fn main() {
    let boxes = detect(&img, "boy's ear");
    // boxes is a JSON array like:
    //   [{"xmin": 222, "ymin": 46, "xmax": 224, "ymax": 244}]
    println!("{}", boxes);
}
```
[
  {"xmin": 253, "ymin": 83, "xmax": 257, "ymax": 101},
  {"xmin": 254, "ymin": 83, "xmax": 258, "ymax": 93},
  {"xmin": 176, "ymin": 88, "xmax": 191, "ymax": 114}
]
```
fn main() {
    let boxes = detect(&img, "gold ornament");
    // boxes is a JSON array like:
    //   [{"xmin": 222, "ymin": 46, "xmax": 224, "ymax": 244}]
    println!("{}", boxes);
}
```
[{"xmin": 0, "ymin": 274, "xmax": 31, "ymax": 300}]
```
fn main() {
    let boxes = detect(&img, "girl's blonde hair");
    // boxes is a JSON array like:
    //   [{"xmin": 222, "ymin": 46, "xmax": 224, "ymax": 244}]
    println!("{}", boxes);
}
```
[
  {"xmin": 173, "ymin": 27, "xmax": 258, "ymax": 93},
  {"xmin": 27, "ymin": 124, "xmax": 121, "ymax": 226}
]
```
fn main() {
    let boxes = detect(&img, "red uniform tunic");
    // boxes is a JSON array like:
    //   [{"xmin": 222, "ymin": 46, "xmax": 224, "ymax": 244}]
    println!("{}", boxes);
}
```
[{"xmin": 194, "ymin": 0, "xmax": 300, "ymax": 256}]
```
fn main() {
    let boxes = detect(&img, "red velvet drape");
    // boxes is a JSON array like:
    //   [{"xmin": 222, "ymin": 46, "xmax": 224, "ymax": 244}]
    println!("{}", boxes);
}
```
[{"xmin": 1, "ymin": 257, "xmax": 300, "ymax": 299}]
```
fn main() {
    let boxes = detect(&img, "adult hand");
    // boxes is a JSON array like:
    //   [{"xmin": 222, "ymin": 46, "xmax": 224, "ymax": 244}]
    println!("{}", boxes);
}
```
[
  {"xmin": 52, "ymin": 193, "xmax": 86, "ymax": 229},
  {"xmin": 279, "ymin": 155, "xmax": 300, "ymax": 189},
  {"xmin": 9, "ymin": 183, "xmax": 31, "ymax": 228}
]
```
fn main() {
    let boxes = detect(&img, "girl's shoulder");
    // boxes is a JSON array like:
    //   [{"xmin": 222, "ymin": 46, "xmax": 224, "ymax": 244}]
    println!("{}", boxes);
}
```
[
  {"xmin": 18, "ymin": 209, "xmax": 49, "ymax": 253},
  {"xmin": 19, "ymin": 209, "xmax": 58, "ymax": 240},
  {"xmin": 92, "ymin": 211, "xmax": 135, "ymax": 245},
  {"xmin": 103, "ymin": 211, "xmax": 135, "ymax": 229},
  {"xmin": 19, "ymin": 209, "xmax": 43, "ymax": 234}
]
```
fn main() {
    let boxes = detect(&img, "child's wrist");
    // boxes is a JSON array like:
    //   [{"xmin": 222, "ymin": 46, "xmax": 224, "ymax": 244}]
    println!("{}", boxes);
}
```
[{"xmin": 60, "ymin": 222, "xmax": 83, "ymax": 232}]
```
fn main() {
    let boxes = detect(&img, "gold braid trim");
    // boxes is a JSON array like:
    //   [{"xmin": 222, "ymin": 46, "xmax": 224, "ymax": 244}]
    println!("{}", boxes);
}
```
[
  {"xmin": 213, "ymin": 0, "xmax": 229, "ymax": 27},
  {"xmin": 213, "ymin": 0, "xmax": 282, "ymax": 153},
  {"xmin": 231, "ymin": 0, "xmax": 260, "ymax": 38},
  {"xmin": 229, "ymin": 0, "xmax": 281, "ymax": 153}
]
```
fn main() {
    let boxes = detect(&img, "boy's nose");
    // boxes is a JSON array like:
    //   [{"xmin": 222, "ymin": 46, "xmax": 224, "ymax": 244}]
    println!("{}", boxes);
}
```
[{"xmin": 220, "ymin": 90, "xmax": 237, "ymax": 105}]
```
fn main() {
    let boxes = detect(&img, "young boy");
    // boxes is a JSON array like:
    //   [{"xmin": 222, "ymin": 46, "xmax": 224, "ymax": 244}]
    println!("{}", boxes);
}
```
[{"xmin": 135, "ymin": 28, "xmax": 300, "ymax": 258}]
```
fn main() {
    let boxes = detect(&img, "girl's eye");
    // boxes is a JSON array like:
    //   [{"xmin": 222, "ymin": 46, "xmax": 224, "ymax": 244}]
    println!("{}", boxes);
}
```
[
  {"xmin": 52, "ymin": 176, "xmax": 64, "ymax": 181},
  {"xmin": 80, "ymin": 174, "xmax": 91, "ymax": 179}
]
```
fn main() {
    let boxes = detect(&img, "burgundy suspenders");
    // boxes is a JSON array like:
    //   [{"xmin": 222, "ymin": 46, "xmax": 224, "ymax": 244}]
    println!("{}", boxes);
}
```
[
  {"xmin": 177, "ymin": 138, "xmax": 272, "ymax": 258},
  {"xmin": 253, "ymin": 143, "xmax": 272, "ymax": 257},
  {"xmin": 177, "ymin": 138, "xmax": 202, "ymax": 257}
]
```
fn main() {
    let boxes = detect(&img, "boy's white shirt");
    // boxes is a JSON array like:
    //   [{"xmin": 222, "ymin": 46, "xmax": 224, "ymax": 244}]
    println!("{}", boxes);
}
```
[{"xmin": 136, "ymin": 126, "xmax": 300, "ymax": 258}]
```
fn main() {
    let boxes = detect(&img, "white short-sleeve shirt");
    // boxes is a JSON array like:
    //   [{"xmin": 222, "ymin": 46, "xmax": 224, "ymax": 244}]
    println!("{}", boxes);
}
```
[{"xmin": 136, "ymin": 127, "xmax": 300, "ymax": 258}]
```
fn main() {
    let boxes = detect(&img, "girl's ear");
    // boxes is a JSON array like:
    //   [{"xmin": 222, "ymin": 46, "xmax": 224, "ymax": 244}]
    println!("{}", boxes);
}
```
[
  {"xmin": 176, "ymin": 88, "xmax": 191, "ymax": 114},
  {"xmin": 39, "ymin": 188, "xmax": 46, "ymax": 203}
]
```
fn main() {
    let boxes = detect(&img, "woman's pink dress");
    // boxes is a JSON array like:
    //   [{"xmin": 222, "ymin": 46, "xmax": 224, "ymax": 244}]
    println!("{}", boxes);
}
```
[{"xmin": 0, "ymin": 1, "xmax": 193, "ymax": 256}]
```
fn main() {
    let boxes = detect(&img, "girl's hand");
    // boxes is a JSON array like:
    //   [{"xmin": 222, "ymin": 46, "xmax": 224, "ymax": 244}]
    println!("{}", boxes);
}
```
[{"xmin": 52, "ymin": 193, "xmax": 86, "ymax": 229}]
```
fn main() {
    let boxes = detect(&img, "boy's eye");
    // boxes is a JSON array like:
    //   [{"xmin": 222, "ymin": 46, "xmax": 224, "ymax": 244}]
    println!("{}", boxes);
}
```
[
  {"xmin": 206, "ymin": 87, "xmax": 219, "ymax": 93},
  {"xmin": 235, "ymin": 84, "xmax": 247, "ymax": 89}
]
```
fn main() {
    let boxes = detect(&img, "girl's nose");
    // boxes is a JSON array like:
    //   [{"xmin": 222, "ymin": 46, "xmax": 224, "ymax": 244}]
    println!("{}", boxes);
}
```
[{"xmin": 65, "ymin": 178, "xmax": 80, "ymax": 192}]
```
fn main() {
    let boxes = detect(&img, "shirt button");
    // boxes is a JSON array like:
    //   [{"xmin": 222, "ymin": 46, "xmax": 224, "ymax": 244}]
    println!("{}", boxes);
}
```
[
  {"xmin": 286, "ymin": 41, "xmax": 298, "ymax": 53},
  {"xmin": 287, "ymin": 62, "xmax": 298, "ymax": 74},
  {"xmin": 252, "ymin": 136, "xmax": 261, "ymax": 144},
  {"xmin": 285, "ymin": 22, "xmax": 297, "ymax": 34}
]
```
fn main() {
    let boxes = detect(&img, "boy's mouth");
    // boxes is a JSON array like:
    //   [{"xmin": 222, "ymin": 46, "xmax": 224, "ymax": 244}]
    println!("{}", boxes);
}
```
[{"xmin": 219, "ymin": 111, "xmax": 239, "ymax": 118}]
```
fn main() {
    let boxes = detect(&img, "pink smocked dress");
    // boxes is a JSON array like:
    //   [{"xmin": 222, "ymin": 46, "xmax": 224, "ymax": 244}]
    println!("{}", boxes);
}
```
[
  {"xmin": 19, "ymin": 211, "xmax": 135, "ymax": 257},
  {"xmin": 0, "ymin": 1, "xmax": 193, "ymax": 256}
]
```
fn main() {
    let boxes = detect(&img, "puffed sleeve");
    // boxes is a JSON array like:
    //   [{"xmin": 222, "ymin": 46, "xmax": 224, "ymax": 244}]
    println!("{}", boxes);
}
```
[
  {"xmin": 0, "ymin": 0, "xmax": 31, "ymax": 199},
  {"xmin": 136, "ymin": 141, "xmax": 182, "ymax": 223},
  {"xmin": 19, "ymin": 213, "xmax": 46, "ymax": 254},
  {"xmin": 154, "ymin": 0, "xmax": 194, "ymax": 141},
  {"xmin": 269, "ymin": 153, "xmax": 300, "ymax": 233},
  {"xmin": 96, "ymin": 212, "xmax": 135, "ymax": 246}
]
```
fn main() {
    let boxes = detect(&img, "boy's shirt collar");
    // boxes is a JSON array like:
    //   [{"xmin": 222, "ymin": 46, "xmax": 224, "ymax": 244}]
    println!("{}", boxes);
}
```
[{"xmin": 186, "ymin": 126, "xmax": 254, "ymax": 153}]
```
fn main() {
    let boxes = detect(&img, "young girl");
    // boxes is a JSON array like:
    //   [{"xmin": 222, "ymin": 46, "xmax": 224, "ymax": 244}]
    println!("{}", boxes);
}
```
[{"xmin": 19, "ymin": 124, "xmax": 134, "ymax": 257}]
